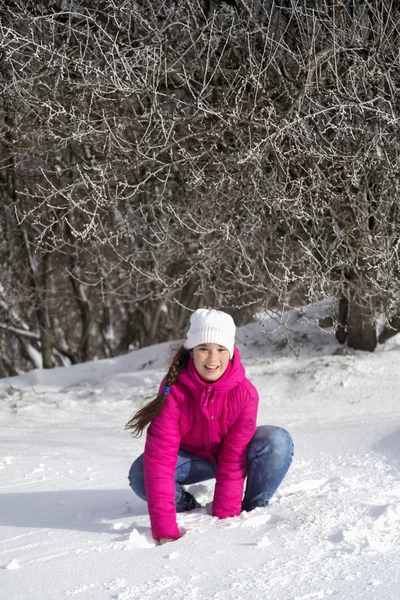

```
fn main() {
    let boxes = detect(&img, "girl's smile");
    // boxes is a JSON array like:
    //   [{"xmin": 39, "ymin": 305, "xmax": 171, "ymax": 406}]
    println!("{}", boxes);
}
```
[{"xmin": 192, "ymin": 343, "xmax": 230, "ymax": 382}]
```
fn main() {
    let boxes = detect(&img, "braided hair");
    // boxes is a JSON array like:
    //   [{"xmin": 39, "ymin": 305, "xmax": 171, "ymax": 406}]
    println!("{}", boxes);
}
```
[{"xmin": 125, "ymin": 346, "xmax": 191, "ymax": 437}]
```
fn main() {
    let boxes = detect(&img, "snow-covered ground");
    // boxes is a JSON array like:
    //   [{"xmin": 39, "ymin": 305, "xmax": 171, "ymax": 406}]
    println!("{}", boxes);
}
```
[{"xmin": 1, "ymin": 303, "xmax": 400, "ymax": 600}]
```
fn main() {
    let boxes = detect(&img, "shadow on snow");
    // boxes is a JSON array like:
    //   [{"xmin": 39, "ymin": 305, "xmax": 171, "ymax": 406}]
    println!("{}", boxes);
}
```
[
  {"xmin": 373, "ymin": 427, "xmax": 400, "ymax": 471},
  {"xmin": 0, "ymin": 488, "xmax": 148, "ymax": 534}
]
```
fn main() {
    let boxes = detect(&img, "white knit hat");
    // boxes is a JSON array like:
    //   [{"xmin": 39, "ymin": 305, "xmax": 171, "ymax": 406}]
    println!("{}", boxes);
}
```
[{"xmin": 183, "ymin": 309, "xmax": 236, "ymax": 359}]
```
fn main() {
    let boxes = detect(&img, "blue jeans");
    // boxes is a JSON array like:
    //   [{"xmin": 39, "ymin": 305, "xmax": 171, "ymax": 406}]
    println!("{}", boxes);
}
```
[{"xmin": 128, "ymin": 425, "xmax": 293, "ymax": 513}]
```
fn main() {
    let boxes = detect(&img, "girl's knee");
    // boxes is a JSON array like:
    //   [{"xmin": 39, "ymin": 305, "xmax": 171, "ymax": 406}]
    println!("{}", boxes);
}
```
[
  {"xmin": 249, "ymin": 425, "xmax": 294, "ymax": 459},
  {"xmin": 267, "ymin": 427, "xmax": 294, "ymax": 461},
  {"xmin": 272, "ymin": 427, "xmax": 294, "ymax": 451}
]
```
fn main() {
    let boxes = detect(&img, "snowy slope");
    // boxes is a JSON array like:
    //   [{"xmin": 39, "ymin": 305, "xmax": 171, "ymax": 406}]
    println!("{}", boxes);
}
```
[{"xmin": 1, "ymin": 303, "xmax": 400, "ymax": 600}]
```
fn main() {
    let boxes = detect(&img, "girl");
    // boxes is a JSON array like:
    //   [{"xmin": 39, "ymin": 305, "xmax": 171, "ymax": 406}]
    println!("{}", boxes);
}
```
[{"xmin": 126, "ymin": 309, "xmax": 293, "ymax": 545}]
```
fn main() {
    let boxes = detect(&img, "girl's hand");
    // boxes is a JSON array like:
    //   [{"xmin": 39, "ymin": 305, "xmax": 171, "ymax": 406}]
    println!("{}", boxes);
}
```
[{"xmin": 158, "ymin": 537, "xmax": 176, "ymax": 545}]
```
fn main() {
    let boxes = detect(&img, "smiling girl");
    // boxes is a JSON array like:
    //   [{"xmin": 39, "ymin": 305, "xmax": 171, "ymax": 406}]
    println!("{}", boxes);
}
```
[{"xmin": 126, "ymin": 309, "xmax": 293, "ymax": 545}]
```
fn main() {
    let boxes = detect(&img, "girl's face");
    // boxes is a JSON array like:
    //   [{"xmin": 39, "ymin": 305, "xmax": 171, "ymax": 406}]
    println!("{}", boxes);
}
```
[{"xmin": 191, "ymin": 343, "xmax": 230, "ymax": 382}]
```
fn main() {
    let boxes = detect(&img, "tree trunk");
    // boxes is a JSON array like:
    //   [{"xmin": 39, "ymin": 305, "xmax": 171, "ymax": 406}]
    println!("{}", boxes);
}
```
[
  {"xmin": 346, "ymin": 303, "xmax": 377, "ymax": 352},
  {"xmin": 69, "ymin": 272, "xmax": 91, "ymax": 363},
  {"xmin": 335, "ymin": 297, "xmax": 349, "ymax": 345},
  {"xmin": 37, "ymin": 253, "xmax": 54, "ymax": 369},
  {"xmin": 0, "ymin": 357, "xmax": 17, "ymax": 378},
  {"xmin": 336, "ymin": 294, "xmax": 377, "ymax": 351},
  {"xmin": 65, "ymin": 216, "xmax": 91, "ymax": 363},
  {"xmin": 117, "ymin": 303, "xmax": 137, "ymax": 354}
]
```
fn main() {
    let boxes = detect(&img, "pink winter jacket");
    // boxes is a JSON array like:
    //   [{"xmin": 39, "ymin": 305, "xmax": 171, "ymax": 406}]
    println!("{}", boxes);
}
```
[{"xmin": 143, "ymin": 347, "xmax": 259, "ymax": 540}]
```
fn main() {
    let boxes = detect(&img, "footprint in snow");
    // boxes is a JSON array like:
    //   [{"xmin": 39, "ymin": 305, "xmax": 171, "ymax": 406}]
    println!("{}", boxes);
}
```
[
  {"xmin": 279, "ymin": 477, "xmax": 339, "ymax": 499},
  {"xmin": 327, "ymin": 502, "xmax": 400, "ymax": 555},
  {"xmin": 240, "ymin": 511, "xmax": 281, "ymax": 528}
]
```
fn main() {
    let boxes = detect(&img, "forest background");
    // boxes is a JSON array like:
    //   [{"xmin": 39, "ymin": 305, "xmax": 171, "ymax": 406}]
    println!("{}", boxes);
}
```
[{"xmin": 0, "ymin": 0, "xmax": 399, "ymax": 376}]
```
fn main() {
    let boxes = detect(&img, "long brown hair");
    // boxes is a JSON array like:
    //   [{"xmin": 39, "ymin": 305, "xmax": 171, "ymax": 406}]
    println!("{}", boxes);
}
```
[{"xmin": 125, "ymin": 345, "xmax": 191, "ymax": 437}]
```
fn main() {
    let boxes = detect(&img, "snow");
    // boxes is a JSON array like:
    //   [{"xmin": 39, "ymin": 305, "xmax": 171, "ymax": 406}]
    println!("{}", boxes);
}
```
[{"xmin": 1, "ymin": 302, "xmax": 400, "ymax": 600}]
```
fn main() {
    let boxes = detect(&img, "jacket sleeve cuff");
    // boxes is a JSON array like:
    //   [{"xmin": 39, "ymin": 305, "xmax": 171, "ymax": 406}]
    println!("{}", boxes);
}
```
[
  {"xmin": 212, "ymin": 503, "xmax": 241, "ymax": 519},
  {"xmin": 150, "ymin": 516, "xmax": 180, "ymax": 541}
]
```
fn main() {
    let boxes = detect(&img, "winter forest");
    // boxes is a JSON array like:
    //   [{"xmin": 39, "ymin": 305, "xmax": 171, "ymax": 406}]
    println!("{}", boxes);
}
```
[{"xmin": 0, "ymin": 0, "xmax": 399, "ymax": 377}]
